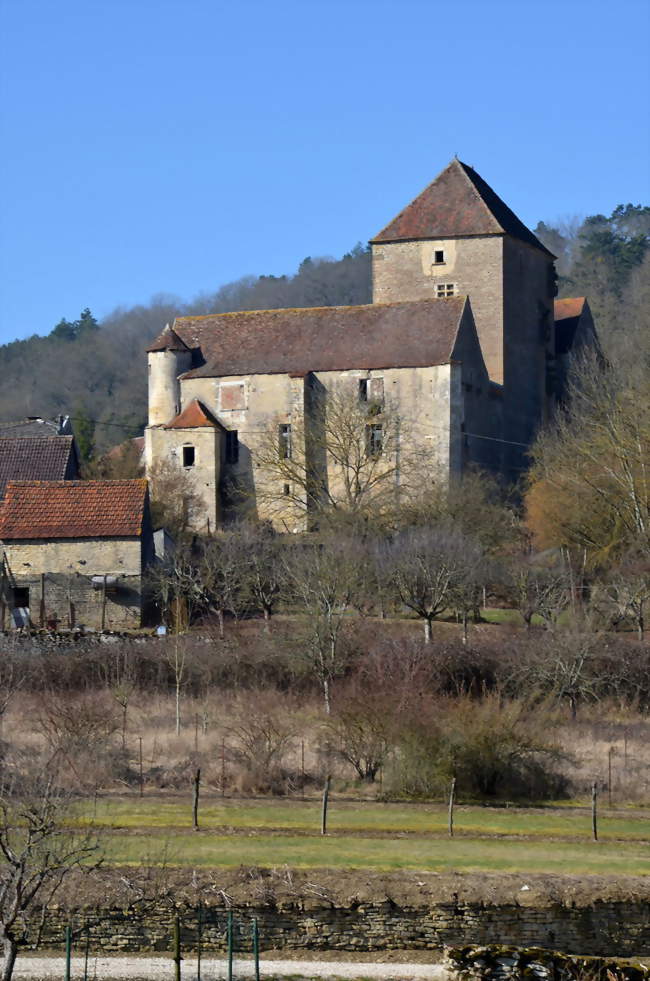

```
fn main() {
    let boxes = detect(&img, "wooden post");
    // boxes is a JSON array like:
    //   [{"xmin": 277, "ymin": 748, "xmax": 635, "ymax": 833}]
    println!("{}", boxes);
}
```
[
  {"xmin": 321, "ymin": 775, "xmax": 330, "ymax": 835},
  {"xmin": 448, "ymin": 777, "xmax": 456, "ymax": 838},
  {"xmin": 608, "ymin": 746, "xmax": 614, "ymax": 807},
  {"xmin": 139, "ymin": 736, "xmax": 144, "ymax": 797},
  {"xmin": 40, "ymin": 573, "xmax": 45, "ymax": 628},
  {"xmin": 192, "ymin": 767, "xmax": 201, "ymax": 831},
  {"xmin": 222, "ymin": 738, "xmax": 226, "ymax": 797},
  {"xmin": 591, "ymin": 781, "xmax": 598, "ymax": 841},
  {"xmin": 173, "ymin": 915, "xmax": 182, "ymax": 981},
  {"xmin": 301, "ymin": 740, "xmax": 305, "ymax": 800}
]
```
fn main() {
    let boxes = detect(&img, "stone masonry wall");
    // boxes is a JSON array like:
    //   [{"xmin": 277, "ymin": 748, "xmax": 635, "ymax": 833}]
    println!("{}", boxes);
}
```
[{"xmin": 35, "ymin": 899, "xmax": 650, "ymax": 958}]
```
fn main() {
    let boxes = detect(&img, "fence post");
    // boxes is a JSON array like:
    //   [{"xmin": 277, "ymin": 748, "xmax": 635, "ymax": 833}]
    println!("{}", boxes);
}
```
[
  {"xmin": 321, "ymin": 775, "xmax": 330, "ymax": 835},
  {"xmin": 227, "ymin": 910, "xmax": 233, "ymax": 981},
  {"xmin": 64, "ymin": 924, "xmax": 72, "ymax": 981},
  {"xmin": 591, "ymin": 781, "xmax": 598, "ymax": 841},
  {"xmin": 192, "ymin": 768, "xmax": 201, "ymax": 831},
  {"xmin": 196, "ymin": 903, "xmax": 202, "ymax": 981},
  {"xmin": 252, "ymin": 918, "xmax": 260, "ymax": 981},
  {"xmin": 448, "ymin": 777, "xmax": 456, "ymax": 838},
  {"xmin": 83, "ymin": 921, "xmax": 90, "ymax": 981},
  {"xmin": 173, "ymin": 915, "xmax": 182, "ymax": 981}
]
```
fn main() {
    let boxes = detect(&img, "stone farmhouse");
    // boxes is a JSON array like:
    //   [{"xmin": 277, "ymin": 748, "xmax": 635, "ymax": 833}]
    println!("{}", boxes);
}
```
[
  {"xmin": 144, "ymin": 158, "xmax": 594, "ymax": 533},
  {"xmin": 0, "ymin": 479, "xmax": 154, "ymax": 631}
]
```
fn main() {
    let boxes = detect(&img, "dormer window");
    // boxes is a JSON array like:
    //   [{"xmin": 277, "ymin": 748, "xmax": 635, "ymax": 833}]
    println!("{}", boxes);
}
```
[
  {"xmin": 436, "ymin": 283, "xmax": 456, "ymax": 297},
  {"xmin": 433, "ymin": 250, "xmax": 445, "ymax": 264}
]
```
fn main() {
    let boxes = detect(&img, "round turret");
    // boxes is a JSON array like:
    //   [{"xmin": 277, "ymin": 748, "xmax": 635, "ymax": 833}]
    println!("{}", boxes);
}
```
[{"xmin": 146, "ymin": 325, "xmax": 192, "ymax": 426}]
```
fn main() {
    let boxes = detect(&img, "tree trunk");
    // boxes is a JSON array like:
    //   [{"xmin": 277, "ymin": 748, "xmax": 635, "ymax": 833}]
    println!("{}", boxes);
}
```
[
  {"xmin": 218, "ymin": 609, "xmax": 224, "ymax": 640},
  {"xmin": 2, "ymin": 936, "xmax": 18, "ymax": 981},
  {"xmin": 323, "ymin": 677, "xmax": 331, "ymax": 716},
  {"xmin": 462, "ymin": 612, "xmax": 468, "ymax": 645},
  {"xmin": 424, "ymin": 617, "xmax": 432, "ymax": 643},
  {"xmin": 175, "ymin": 679, "xmax": 181, "ymax": 735},
  {"xmin": 263, "ymin": 608, "xmax": 271, "ymax": 634}
]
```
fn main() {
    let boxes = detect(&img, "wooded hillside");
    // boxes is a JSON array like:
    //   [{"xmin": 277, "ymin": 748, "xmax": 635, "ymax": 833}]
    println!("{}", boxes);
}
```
[{"xmin": 0, "ymin": 202, "xmax": 647, "ymax": 459}]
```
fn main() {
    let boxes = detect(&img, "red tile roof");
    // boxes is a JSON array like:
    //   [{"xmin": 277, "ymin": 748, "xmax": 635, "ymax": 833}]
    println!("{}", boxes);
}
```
[
  {"xmin": 0, "ymin": 436, "xmax": 78, "ymax": 501},
  {"xmin": 170, "ymin": 297, "xmax": 469, "ymax": 379},
  {"xmin": 0, "ymin": 480, "xmax": 148, "ymax": 540},
  {"xmin": 554, "ymin": 297, "xmax": 586, "ymax": 321},
  {"xmin": 163, "ymin": 400, "xmax": 226, "ymax": 429},
  {"xmin": 371, "ymin": 159, "xmax": 554, "ymax": 257}
]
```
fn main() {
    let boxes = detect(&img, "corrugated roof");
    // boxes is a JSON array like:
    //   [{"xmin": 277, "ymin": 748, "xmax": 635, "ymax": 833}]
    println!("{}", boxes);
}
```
[
  {"xmin": 163, "ymin": 400, "xmax": 226, "ymax": 429},
  {"xmin": 371, "ymin": 159, "xmax": 554, "ymax": 257},
  {"xmin": 554, "ymin": 297, "xmax": 586, "ymax": 321},
  {"xmin": 0, "ymin": 479, "xmax": 148, "ymax": 540},
  {"xmin": 0, "ymin": 436, "xmax": 78, "ymax": 501},
  {"xmin": 170, "ymin": 297, "xmax": 468, "ymax": 379}
]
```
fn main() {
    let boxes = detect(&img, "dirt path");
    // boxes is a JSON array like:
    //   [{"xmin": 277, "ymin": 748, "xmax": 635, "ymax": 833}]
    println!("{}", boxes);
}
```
[{"xmin": 9, "ymin": 955, "xmax": 449, "ymax": 979}]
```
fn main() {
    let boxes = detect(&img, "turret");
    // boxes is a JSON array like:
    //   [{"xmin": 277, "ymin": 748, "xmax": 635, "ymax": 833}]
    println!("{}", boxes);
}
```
[{"xmin": 146, "ymin": 324, "xmax": 192, "ymax": 426}]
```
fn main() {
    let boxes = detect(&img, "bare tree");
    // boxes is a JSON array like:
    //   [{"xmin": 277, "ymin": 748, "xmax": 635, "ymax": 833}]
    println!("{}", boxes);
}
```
[
  {"xmin": 231, "ymin": 523, "xmax": 283, "ymax": 630},
  {"xmin": 282, "ymin": 539, "xmax": 362, "ymax": 713},
  {"xmin": 252, "ymin": 384, "xmax": 427, "ymax": 533},
  {"xmin": 0, "ymin": 776, "xmax": 100, "ymax": 981},
  {"xmin": 593, "ymin": 549, "xmax": 650, "ymax": 639},
  {"xmin": 506, "ymin": 554, "xmax": 572, "ymax": 630},
  {"xmin": 377, "ymin": 527, "xmax": 470, "ymax": 643}
]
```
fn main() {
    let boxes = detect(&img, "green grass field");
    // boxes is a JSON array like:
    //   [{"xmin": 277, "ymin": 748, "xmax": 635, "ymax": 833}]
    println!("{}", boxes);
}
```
[{"xmin": 75, "ymin": 795, "xmax": 650, "ymax": 876}]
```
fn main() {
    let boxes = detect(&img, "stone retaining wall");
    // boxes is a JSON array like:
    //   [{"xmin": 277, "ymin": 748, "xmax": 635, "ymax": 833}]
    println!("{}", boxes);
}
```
[{"xmin": 35, "ymin": 898, "xmax": 650, "ymax": 958}]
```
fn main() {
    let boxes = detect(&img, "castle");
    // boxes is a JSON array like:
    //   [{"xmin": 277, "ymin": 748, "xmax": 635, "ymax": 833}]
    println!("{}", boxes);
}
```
[{"xmin": 144, "ymin": 159, "xmax": 595, "ymax": 533}]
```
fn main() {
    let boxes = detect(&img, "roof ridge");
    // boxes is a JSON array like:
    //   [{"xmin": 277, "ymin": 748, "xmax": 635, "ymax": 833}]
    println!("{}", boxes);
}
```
[{"xmin": 174, "ymin": 295, "xmax": 465, "ymax": 324}]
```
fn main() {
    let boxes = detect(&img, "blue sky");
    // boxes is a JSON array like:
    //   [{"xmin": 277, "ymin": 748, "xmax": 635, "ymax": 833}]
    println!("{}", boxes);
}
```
[{"xmin": 1, "ymin": 0, "xmax": 648, "ymax": 344}]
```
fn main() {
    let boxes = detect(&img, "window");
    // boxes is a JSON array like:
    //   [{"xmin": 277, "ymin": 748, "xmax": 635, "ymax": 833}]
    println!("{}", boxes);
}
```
[
  {"xmin": 359, "ymin": 377, "xmax": 384, "ymax": 407},
  {"xmin": 225, "ymin": 430, "xmax": 239, "ymax": 465},
  {"xmin": 12, "ymin": 586, "xmax": 29, "ymax": 609},
  {"xmin": 433, "ymin": 249, "xmax": 445, "ymax": 264},
  {"xmin": 278, "ymin": 424, "xmax": 292, "ymax": 460},
  {"xmin": 283, "ymin": 483, "xmax": 290, "ymax": 497},
  {"xmin": 182, "ymin": 445, "xmax": 195, "ymax": 468},
  {"xmin": 436, "ymin": 283, "xmax": 456, "ymax": 297},
  {"xmin": 365, "ymin": 423, "xmax": 383, "ymax": 458}
]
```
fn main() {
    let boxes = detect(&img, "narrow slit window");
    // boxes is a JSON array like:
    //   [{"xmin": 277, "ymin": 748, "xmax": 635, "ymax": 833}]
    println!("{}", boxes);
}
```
[
  {"xmin": 279, "ymin": 424, "xmax": 292, "ymax": 460},
  {"xmin": 283, "ymin": 483, "xmax": 290, "ymax": 496},
  {"xmin": 182, "ymin": 445, "xmax": 195, "ymax": 468},
  {"xmin": 358, "ymin": 379, "xmax": 369, "ymax": 402},
  {"xmin": 225, "ymin": 430, "xmax": 239, "ymax": 465},
  {"xmin": 365, "ymin": 423, "xmax": 383, "ymax": 458}
]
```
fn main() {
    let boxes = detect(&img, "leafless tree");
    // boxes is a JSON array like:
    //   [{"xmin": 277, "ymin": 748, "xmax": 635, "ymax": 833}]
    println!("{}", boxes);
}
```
[
  {"xmin": 506, "ymin": 554, "xmax": 572, "ymax": 630},
  {"xmin": 282, "ymin": 539, "xmax": 362, "ymax": 713},
  {"xmin": 377, "ymin": 526, "xmax": 472, "ymax": 643},
  {"xmin": 0, "ymin": 775, "xmax": 100, "ymax": 981}
]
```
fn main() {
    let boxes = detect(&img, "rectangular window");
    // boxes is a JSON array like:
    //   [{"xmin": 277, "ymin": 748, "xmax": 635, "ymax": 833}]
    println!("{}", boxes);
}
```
[
  {"xmin": 182, "ymin": 445, "xmax": 195, "ymax": 468},
  {"xmin": 283, "ymin": 483, "xmax": 290, "ymax": 497},
  {"xmin": 225, "ymin": 430, "xmax": 239, "ymax": 464},
  {"xmin": 358, "ymin": 378, "xmax": 369, "ymax": 402},
  {"xmin": 279, "ymin": 424, "xmax": 292, "ymax": 460},
  {"xmin": 434, "ymin": 249, "xmax": 445, "ymax": 264},
  {"xmin": 12, "ymin": 586, "xmax": 29, "ymax": 609},
  {"xmin": 436, "ymin": 283, "xmax": 456, "ymax": 297},
  {"xmin": 365, "ymin": 423, "xmax": 383, "ymax": 458}
]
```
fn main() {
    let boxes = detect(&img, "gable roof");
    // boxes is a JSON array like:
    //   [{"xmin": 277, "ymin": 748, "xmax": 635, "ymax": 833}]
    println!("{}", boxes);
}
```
[
  {"xmin": 147, "ymin": 324, "xmax": 191, "ymax": 353},
  {"xmin": 163, "ymin": 399, "xmax": 227, "ymax": 430},
  {"xmin": 171, "ymin": 297, "xmax": 469, "ymax": 379},
  {"xmin": 0, "ymin": 418, "xmax": 72, "ymax": 438},
  {"xmin": 0, "ymin": 436, "xmax": 78, "ymax": 501},
  {"xmin": 371, "ymin": 159, "xmax": 554, "ymax": 257},
  {"xmin": 0, "ymin": 479, "xmax": 148, "ymax": 540}
]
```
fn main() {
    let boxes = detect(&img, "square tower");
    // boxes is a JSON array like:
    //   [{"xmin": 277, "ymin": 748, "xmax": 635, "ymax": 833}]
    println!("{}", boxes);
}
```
[{"xmin": 370, "ymin": 159, "xmax": 557, "ymax": 476}]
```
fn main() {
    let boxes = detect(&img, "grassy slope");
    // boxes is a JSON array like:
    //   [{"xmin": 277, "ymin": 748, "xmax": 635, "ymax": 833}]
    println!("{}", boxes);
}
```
[{"xmin": 74, "ymin": 796, "xmax": 650, "ymax": 876}]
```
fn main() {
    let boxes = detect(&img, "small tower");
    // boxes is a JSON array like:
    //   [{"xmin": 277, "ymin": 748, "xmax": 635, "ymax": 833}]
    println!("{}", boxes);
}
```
[{"xmin": 146, "ymin": 324, "xmax": 192, "ymax": 426}]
